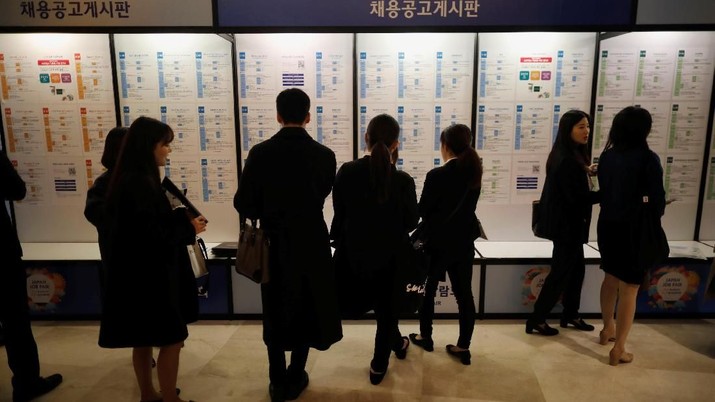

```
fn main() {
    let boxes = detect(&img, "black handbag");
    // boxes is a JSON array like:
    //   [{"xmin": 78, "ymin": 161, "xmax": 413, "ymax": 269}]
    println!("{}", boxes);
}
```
[
  {"xmin": 235, "ymin": 218, "xmax": 270, "ymax": 284},
  {"xmin": 532, "ymin": 175, "xmax": 553, "ymax": 239},
  {"xmin": 394, "ymin": 239, "xmax": 430, "ymax": 315}
]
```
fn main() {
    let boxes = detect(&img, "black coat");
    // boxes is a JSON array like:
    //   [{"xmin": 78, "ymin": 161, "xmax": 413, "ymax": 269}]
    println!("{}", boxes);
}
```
[
  {"xmin": 539, "ymin": 154, "xmax": 599, "ymax": 244},
  {"xmin": 330, "ymin": 156, "xmax": 418, "ymax": 315},
  {"xmin": 330, "ymin": 156, "xmax": 419, "ymax": 273},
  {"xmin": 418, "ymin": 159, "xmax": 481, "ymax": 257},
  {"xmin": 84, "ymin": 169, "xmax": 112, "ymax": 262},
  {"xmin": 0, "ymin": 151, "xmax": 26, "ymax": 263},
  {"xmin": 234, "ymin": 127, "xmax": 342, "ymax": 351},
  {"xmin": 99, "ymin": 173, "xmax": 198, "ymax": 348}
]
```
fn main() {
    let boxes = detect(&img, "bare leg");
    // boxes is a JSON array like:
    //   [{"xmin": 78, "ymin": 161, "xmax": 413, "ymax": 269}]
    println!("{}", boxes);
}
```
[
  {"xmin": 610, "ymin": 281, "xmax": 639, "ymax": 365},
  {"xmin": 599, "ymin": 273, "xmax": 619, "ymax": 344},
  {"xmin": 156, "ymin": 342, "xmax": 183, "ymax": 402},
  {"xmin": 133, "ymin": 347, "xmax": 161, "ymax": 401}
]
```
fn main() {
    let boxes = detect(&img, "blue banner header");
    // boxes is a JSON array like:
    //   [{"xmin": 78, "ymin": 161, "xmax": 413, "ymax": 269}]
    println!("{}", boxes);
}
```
[{"xmin": 218, "ymin": 0, "xmax": 633, "ymax": 28}]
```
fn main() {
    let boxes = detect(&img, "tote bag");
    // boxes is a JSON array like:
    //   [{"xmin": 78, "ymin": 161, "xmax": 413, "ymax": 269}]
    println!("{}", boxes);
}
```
[{"xmin": 235, "ymin": 219, "xmax": 270, "ymax": 284}]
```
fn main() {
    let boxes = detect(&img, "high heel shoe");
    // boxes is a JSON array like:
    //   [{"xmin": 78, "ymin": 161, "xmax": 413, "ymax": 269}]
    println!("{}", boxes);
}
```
[
  {"xmin": 599, "ymin": 330, "xmax": 616, "ymax": 345},
  {"xmin": 393, "ymin": 336, "xmax": 409, "ymax": 360},
  {"xmin": 409, "ymin": 333, "xmax": 434, "ymax": 352},
  {"xmin": 525, "ymin": 320, "xmax": 559, "ymax": 336},
  {"xmin": 608, "ymin": 348, "xmax": 634, "ymax": 366},
  {"xmin": 446, "ymin": 345, "xmax": 471, "ymax": 365},
  {"xmin": 560, "ymin": 318, "xmax": 595, "ymax": 331},
  {"xmin": 369, "ymin": 366, "xmax": 387, "ymax": 385}
]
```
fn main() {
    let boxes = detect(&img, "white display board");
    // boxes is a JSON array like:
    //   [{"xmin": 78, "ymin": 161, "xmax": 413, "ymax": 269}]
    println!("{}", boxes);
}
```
[
  {"xmin": 475, "ymin": 32, "xmax": 597, "ymax": 240},
  {"xmin": 234, "ymin": 33, "xmax": 354, "ymax": 226},
  {"xmin": 0, "ymin": 33, "xmax": 116, "ymax": 242},
  {"xmin": 700, "ymin": 103, "xmax": 715, "ymax": 240},
  {"xmin": 113, "ymin": 34, "xmax": 239, "ymax": 243},
  {"xmin": 593, "ymin": 31, "xmax": 715, "ymax": 241},
  {"xmin": 356, "ymin": 33, "xmax": 476, "ymax": 197}
]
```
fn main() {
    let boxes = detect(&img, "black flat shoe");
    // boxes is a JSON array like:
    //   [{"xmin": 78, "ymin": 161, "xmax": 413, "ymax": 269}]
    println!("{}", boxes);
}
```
[
  {"xmin": 369, "ymin": 366, "xmax": 387, "ymax": 385},
  {"xmin": 446, "ymin": 345, "xmax": 471, "ymax": 365},
  {"xmin": 269, "ymin": 382, "xmax": 286, "ymax": 402},
  {"xmin": 13, "ymin": 373, "xmax": 63, "ymax": 402},
  {"xmin": 525, "ymin": 321, "xmax": 559, "ymax": 336},
  {"xmin": 393, "ymin": 336, "xmax": 409, "ymax": 360},
  {"xmin": 285, "ymin": 370, "xmax": 309, "ymax": 400},
  {"xmin": 560, "ymin": 318, "xmax": 595, "ymax": 331},
  {"xmin": 409, "ymin": 333, "xmax": 434, "ymax": 352}
]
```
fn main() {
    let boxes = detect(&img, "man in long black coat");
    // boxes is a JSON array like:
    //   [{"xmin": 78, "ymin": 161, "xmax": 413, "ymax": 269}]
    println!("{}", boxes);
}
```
[
  {"xmin": 234, "ymin": 88, "xmax": 342, "ymax": 401},
  {"xmin": 0, "ymin": 150, "xmax": 63, "ymax": 401}
]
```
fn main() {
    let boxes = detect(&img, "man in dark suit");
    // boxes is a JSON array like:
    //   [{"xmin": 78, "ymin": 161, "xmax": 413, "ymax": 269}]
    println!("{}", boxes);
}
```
[
  {"xmin": 0, "ymin": 150, "xmax": 62, "ymax": 401},
  {"xmin": 234, "ymin": 88, "xmax": 342, "ymax": 402}
]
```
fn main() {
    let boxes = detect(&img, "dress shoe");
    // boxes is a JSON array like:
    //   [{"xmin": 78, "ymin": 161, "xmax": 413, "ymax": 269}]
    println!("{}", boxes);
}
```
[
  {"xmin": 269, "ymin": 382, "xmax": 286, "ymax": 402},
  {"xmin": 409, "ymin": 333, "xmax": 434, "ymax": 352},
  {"xmin": 560, "ymin": 318, "xmax": 595, "ymax": 331},
  {"xmin": 369, "ymin": 366, "xmax": 387, "ymax": 385},
  {"xmin": 446, "ymin": 344, "xmax": 471, "ymax": 365},
  {"xmin": 393, "ymin": 336, "xmax": 409, "ymax": 360},
  {"xmin": 285, "ymin": 370, "xmax": 309, "ymax": 400},
  {"xmin": 609, "ymin": 348, "xmax": 634, "ymax": 366},
  {"xmin": 13, "ymin": 373, "xmax": 63, "ymax": 402},
  {"xmin": 599, "ymin": 330, "xmax": 616, "ymax": 345},
  {"xmin": 525, "ymin": 320, "xmax": 559, "ymax": 336}
]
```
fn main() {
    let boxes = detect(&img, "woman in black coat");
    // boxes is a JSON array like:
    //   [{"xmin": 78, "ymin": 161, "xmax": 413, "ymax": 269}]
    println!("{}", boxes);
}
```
[
  {"xmin": 331, "ymin": 114, "xmax": 418, "ymax": 385},
  {"xmin": 100, "ymin": 116, "xmax": 206, "ymax": 402},
  {"xmin": 526, "ymin": 110, "xmax": 599, "ymax": 336},
  {"xmin": 597, "ymin": 106, "xmax": 665, "ymax": 366},
  {"xmin": 409, "ymin": 124, "xmax": 482, "ymax": 366}
]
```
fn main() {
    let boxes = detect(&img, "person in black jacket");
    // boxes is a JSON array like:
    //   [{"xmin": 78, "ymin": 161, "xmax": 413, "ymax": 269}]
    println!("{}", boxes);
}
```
[
  {"xmin": 331, "ymin": 113, "xmax": 418, "ymax": 384},
  {"xmin": 99, "ymin": 117, "xmax": 205, "ymax": 402},
  {"xmin": 597, "ymin": 106, "xmax": 665, "ymax": 366},
  {"xmin": 526, "ymin": 110, "xmax": 599, "ymax": 336},
  {"xmin": 84, "ymin": 126, "xmax": 128, "ymax": 286},
  {"xmin": 0, "ymin": 150, "xmax": 63, "ymax": 401},
  {"xmin": 234, "ymin": 88, "xmax": 342, "ymax": 402},
  {"xmin": 409, "ymin": 124, "xmax": 482, "ymax": 366}
]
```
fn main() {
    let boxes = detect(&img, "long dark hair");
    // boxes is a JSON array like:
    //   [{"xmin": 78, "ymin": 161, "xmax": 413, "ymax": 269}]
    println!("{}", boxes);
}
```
[
  {"xmin": 441, "ymin": 124, "xmax": 482, "ymax": 189},
  {"xmin": 546, "ymin": 110, "xmax": 590, "ymax": 172},
  {"xmin": 603, "ymin": 106, "xmax": 652, "ymax": 152},
  {"xmin": 108, "ymin": 116, "xmax": 174, "ymax": 199},
  {"xmin": 366, "ymin": 114, "xmax": 400, "ymax": 203}
]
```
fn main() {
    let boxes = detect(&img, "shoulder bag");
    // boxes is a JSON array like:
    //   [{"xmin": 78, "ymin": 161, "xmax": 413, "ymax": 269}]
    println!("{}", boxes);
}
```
[{"xmin": 235, "ymin": 218, "xmax": 270, "ymax": 284}]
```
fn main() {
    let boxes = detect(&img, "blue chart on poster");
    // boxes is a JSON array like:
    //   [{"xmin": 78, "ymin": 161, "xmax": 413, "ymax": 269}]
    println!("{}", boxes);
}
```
[
  {"xmin": 26, "ymin": 262, "xmax": 102, "ymax": 316},
  {"xmin": 637, "ymin": 260, "xmax": 714, "ymax": 313}
]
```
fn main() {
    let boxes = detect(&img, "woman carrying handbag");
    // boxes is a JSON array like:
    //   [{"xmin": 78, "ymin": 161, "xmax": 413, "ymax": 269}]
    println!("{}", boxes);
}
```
[{"xmin": 409, "ymin": 124, "xmax": 483, "ymax": 366}]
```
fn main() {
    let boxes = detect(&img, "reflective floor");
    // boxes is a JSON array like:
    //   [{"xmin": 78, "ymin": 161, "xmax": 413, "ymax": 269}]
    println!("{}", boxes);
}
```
[{"xmin": 1, "ymin": 319, "xmax": 714, "ymax": 401}]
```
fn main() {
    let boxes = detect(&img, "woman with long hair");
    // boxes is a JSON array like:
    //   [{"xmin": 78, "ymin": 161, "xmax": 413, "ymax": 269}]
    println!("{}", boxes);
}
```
[
  {"xmin": 597, "ymin": 106, "xmax": 665, "ymax": 365},
  {"xmin": 100, "ymin": 116, "xmax": 206, "ymax": 402},
  {"xmin": 331, "ymin": 114, "xmax": 418, "ymax": 384},
  {"xmin": 409, "ymin": 123, "xmax": 482, "ymax": 365},
  {"xmin": 526, "ymin": 110, "xmax": 599, "ymax": 336}
]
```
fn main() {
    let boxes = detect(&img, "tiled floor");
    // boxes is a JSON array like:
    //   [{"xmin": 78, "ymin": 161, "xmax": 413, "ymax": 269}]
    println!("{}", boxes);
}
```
[{"xmin": 1, "ymin": 319, "xmax": 714, "ymax": 401}]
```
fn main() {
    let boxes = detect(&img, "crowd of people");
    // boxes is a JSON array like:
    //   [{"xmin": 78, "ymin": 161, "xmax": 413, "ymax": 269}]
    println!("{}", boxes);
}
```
[{"xmin": 0, "ymin": 87, "xmax": 674, "ymax": 401}]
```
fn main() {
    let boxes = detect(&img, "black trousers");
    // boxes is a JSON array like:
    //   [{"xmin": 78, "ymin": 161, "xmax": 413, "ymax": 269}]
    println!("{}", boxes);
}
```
[
  {"xmin": 371, "ymin": 264, "xmax": 403, "ymax": 372},
  {"xmin": 530, "ymin": 240, "xmax": 586, "ymax": 323},
  {"xmin": 267, "ymin": 344, "xmax": 309, "ymax": 386},
  {"xmin": 0, "ymin": 258, "xmax": 40, "ymax": 389},
  {"xmin": 418, "ymin": 253, "xmax": 475, "ymax": 349}
]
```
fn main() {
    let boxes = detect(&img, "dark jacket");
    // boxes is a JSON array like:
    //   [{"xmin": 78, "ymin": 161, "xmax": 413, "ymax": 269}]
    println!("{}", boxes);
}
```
[
  {"xmin": 234, "ymin": 127, "xmax": 342, "ymax": 351},
  {"xmin": 539, "ymin": 154, "xmax": 599, "ymax": 243},
  {"xmin": 330, "ymin": 156, "xmax": 419, "ymax": 275},
  {"xmin": 99, "ymin": 172, "xmax": 198, "ymax": 348},
  {"xmin": 84, "ymin": 169, "xmax": 112, "ymax": 262},
  {"xmin": 0, "ymin": 151, "xmax": 26, "ymax": 262},
  {"xmin": 418, "ymin": 159, "xmax": 481, "ymax": 256}
]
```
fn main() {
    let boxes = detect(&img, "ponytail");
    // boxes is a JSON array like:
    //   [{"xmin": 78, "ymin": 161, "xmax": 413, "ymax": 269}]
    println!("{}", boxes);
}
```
[
  {"xmin": 441, "ymin": 124, "xmax": 482, "ymax": 189},
  {"xmin": 366, "ymin": 114, "xmax": 400, "ymax": 203}
]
